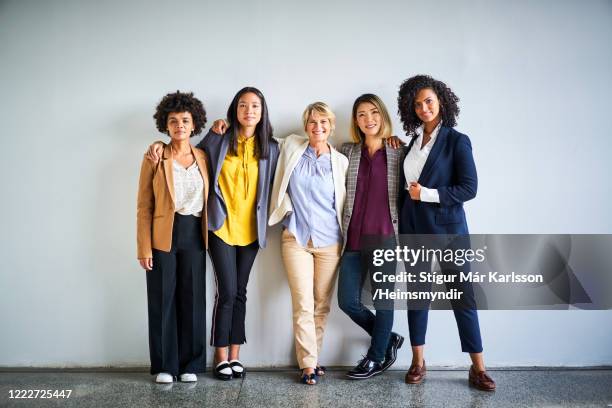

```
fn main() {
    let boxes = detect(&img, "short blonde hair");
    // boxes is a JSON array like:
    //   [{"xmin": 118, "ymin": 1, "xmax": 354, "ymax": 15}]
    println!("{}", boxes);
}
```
[
  {"xmin": 302, "ymin": 102, "xmax": 336, "ymax": 137},
  {"xmin": 350, "ymin": 94, "xmax": 392, "ymax": 143}
]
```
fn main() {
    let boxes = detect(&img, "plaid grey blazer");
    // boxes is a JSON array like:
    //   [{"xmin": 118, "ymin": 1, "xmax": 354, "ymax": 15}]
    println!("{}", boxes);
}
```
[{"xmin": 339, "ymin": 142, "xmax": 405, "ymax": 253}]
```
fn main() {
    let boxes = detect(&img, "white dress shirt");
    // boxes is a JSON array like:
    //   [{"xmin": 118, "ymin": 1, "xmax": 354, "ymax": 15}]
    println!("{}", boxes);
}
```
[
  {"xmin": 173, "ymin": 160, "xmax": 204, "ymax": 217},
  {"xmin": 403, "ymin": 121, "xmax": 443, "ymax": 203}
]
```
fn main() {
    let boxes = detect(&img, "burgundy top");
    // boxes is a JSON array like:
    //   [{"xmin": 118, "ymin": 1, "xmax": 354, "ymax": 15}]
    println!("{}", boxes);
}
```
[{"xmin": 346, "ymin": 146, "xmax": 394, "ymax": 251}]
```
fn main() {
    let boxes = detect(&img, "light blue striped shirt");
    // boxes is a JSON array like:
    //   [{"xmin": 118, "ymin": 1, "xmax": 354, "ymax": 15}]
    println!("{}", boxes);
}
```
[{"xmin": 283, "ymin": 146, "xmax": 342, "ymax": 248}]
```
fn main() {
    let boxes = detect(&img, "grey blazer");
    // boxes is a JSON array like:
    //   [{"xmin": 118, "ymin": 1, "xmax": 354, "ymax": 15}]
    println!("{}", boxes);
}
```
[
  {"xmin": 339, "ymin": 142, "xmax": 404, "ymax": 253},
  {"xmin": 197, "ymin": 129, "xmax": 279, "ymax": 248}
]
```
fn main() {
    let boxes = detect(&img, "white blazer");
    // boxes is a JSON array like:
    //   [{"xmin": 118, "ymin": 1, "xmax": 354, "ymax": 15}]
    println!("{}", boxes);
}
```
[{"xmin": 268, "ymin": 134, "xmax": 348, "ymax": 230}]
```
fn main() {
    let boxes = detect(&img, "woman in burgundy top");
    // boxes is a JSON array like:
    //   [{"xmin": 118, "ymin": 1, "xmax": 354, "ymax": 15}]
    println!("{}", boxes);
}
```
[{"xmin": 337, "ymin": 94, "xmax": 405, "ymax": 380}]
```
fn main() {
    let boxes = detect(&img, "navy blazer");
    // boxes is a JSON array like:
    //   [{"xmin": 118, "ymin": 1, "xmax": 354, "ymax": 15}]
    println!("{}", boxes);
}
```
[
  {"xmin": 399, "ymin": 126, "xmax": 477, "ymax": 235},
  {"xmin": 197, "ymin": 129, "xmax": 279, "ymax": 248}
]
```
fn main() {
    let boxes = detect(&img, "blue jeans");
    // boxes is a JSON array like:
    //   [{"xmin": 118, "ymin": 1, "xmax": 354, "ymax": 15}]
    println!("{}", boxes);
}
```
[{"xmin": 337, "ymin": 251, "xmax": 394, "ymax": 363}]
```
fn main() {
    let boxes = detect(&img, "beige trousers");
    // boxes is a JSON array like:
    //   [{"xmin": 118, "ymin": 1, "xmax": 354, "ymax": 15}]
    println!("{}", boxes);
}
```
[{"xmin": 281, "ymin": 229, "xmax": 342, "ymax": 369}]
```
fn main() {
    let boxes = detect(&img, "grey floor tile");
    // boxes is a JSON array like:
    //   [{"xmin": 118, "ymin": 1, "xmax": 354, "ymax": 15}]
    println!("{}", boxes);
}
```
[
  {"xmin": 235, "ymin": 370, "xmax": 612, "ymax": 408},
  {"xmin": 0, "ymin": 372, "xmax": 241, "ymax": 407},
  {"xmin": 0, "ymin": 369, "xmax": 611, "ymax": 407}
]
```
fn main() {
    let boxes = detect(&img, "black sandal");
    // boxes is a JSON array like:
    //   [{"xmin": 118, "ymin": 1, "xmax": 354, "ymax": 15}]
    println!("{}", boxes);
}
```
[
  {"xmin": 315, "ymin": 365, "xmax": 327, "ymax": 376},
  {"xmin": 214, "ymin": 361, "xmax": 233, "ymax": 381},
  {"xmin": 300, "ymin": 370, "xmax": 317, "ymax": 385},
  {"xmin": 229, "ymin": 360, "xmax": 245, "ymax": 378}
]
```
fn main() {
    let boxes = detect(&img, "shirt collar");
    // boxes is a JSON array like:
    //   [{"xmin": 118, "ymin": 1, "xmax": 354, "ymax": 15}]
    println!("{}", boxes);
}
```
[
  {"xmin": 238, "ymin": 134, "xmax": 256, "ymax": 146},
  {"xmin": 305, "ymin": 145, "xmax": 330, "ymax": 159},
  {"xmin": 360, "ymin": 144, "xmax": 386, "ymax": 160},
  {"xmin": 415, "ymin": 121, "xmax": 443, "ymax": 145}
]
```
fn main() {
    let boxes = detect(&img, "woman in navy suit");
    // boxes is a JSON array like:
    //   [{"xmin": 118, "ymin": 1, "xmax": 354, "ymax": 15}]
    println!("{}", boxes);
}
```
[{"xmin": 397, "ymin": 75, "xmax": 495, "ymax": 391}]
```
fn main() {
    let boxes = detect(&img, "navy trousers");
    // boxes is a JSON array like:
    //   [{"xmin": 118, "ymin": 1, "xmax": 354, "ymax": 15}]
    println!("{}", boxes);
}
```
[
  {"xmin": 337, "ymin": 250, "xmax": 396, "ymax": 363},
  {"xmin": 407, "ymin": 259, "xmax": 483, "ymax": 353}
]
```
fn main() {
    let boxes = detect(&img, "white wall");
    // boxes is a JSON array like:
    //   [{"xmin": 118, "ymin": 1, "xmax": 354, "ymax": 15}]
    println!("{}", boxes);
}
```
[{"xmin": 1, "ymin": 0, "xmax": 611, "ymax": 368}]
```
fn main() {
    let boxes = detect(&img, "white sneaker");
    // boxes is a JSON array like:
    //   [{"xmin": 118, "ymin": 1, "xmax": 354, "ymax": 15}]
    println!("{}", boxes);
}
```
[
  {"xmin": 179, "ymin": 373, "xmax": 197, "ymax": 382},
  {"xmin": 155, "ymin": 373, "xmax": 173, "ymax": 384}
]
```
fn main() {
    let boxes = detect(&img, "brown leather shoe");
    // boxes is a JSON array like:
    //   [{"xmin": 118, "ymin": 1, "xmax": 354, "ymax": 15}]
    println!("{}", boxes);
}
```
[
  {"xmin": 468, "ymin": 366, "xmax": 496, "ymax": 391},
  {"xmin": 405, "ymin": 361, "xmax": 426, "ymax": 384}
]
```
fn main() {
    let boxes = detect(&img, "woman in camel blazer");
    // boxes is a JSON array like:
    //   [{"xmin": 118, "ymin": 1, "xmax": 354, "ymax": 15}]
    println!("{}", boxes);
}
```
[{"xmin": 136, "ymin": 91, "xmax": 209, "ymax": 384}]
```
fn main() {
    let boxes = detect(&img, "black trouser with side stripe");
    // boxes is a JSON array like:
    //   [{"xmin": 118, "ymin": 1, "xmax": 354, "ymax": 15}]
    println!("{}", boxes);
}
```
[
  {"xmin": 146, "ymin": 214, "xmax": 206, "ymax": 376},
  {"xmin": 208, "ymin": 232, "xmax": 259, "ymax": 347}
]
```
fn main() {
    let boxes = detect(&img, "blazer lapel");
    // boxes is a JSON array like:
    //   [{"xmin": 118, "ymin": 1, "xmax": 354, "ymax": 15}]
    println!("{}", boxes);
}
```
[
  {"xmin": 215, "ymin": 137, "xmax": 230, "ymax": 188},
  {"xmin": 191, "ymin": 145, "xmax": 209, "ymax": 198},
  {"xmin": 162, "ymin": 145, "xmax": 176, "ymax": 205},
  {"xmin": 385, "ymin": 143, "xmax": 398, "ymax": 213},
  {"xmin": 419, "ymin": 126, "xmax": 448, "ymax": 184},
  {"xmin": 346, "ymin": 144, "xmax": 362, "ymax": 214},
  {"xmin": 330, "ymin": 145, "xmax": 344, "ymax": 227},
  {"xmin": 277, "ymin": 139, "xmax": 309, "ymax": 206},
  {"xmin": 257, "ymin": 154, "xmax": 267, "ymax": 206}
]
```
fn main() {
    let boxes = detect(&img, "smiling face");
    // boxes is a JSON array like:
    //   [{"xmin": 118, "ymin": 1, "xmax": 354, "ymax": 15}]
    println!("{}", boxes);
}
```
[
  {"xmin": 166, "ymin": 111, "xmax": 194, "ymax": 141},
  {"xmin": 305, "ymin": 111, "xmax": 332, "ymax": 145},
  {"xmin": 236, "ymin": 92, "xmax": 262, "ymax": 130},
  {"xmin": 414, "ymin": 88, "xmax": 441, "ymax": 125},
  {"xmin": 355, "ymin": 102, "xmax": 382, "ymax": 137}
]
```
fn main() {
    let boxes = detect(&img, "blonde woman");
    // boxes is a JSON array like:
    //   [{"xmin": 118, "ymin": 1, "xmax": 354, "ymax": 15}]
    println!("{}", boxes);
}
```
[{"xmin": 268, "ymin": 102, "xmax": 348, "ymax": 385}]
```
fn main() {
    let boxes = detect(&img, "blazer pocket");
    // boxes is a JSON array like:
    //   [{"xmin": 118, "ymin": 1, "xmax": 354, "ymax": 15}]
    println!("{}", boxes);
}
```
[{"xmin": 435, "ymin": 207, "xmax": 462, "ymax": 225}]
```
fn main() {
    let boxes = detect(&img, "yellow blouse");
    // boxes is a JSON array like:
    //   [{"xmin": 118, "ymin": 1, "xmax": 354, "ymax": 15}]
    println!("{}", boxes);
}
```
[{"xmin": 213, "ymin": 134, "xmax": 259, "ymax": 245}]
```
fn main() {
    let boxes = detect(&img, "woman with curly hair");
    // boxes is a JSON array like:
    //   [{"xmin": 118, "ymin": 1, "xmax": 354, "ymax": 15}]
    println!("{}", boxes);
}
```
[
  {"xmin": 137, "ymin": 91, "xmax": 210, "ymax": 383},
  {"xmin": 397, "ymin": 75, "xmax": 495, "ymax": 391},
  {"xmin": 147, "ymin": 87, "xmax": 279, "ymax": 381}
]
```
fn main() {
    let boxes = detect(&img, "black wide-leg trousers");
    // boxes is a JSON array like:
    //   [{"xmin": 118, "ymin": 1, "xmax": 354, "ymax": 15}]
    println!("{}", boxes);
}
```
[
  {"xmin": 207, "ymin": 232, "xmax": 259, "ymax": 347},
  {"xmin": 146, "ymin": 214, "xmax": 206, "ymax": 376}
]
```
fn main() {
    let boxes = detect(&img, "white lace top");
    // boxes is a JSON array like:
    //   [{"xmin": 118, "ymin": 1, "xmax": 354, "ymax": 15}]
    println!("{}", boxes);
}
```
[{"xmin": 172, "ymin": 160, "xmax": 204, "ymax": 217}]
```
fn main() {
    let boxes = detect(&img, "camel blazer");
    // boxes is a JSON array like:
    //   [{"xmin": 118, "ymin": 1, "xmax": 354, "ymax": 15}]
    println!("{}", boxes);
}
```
[
  {"xmin": 137, "ymin": 144, "xmax": 209, "ymax": 259},
  {"xmin": 268, "ymin": 134, "xmax": 348, "ymax": 228}
]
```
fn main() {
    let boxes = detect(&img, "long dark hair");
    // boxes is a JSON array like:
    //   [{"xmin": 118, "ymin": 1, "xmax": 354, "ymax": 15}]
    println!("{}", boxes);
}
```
[{"xmin": 226, "ymin": 86, "xmax": 273, "ymax": 159}]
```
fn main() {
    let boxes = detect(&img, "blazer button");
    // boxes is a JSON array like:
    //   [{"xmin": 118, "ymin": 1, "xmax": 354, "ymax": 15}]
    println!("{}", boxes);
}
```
[
  {"xmin": 257, "ymin": 205, "xmax": 261, "ymax": 210},
  {"xmin": 393, "ymin": 219, "xmax": 397, "ymax": 224}
]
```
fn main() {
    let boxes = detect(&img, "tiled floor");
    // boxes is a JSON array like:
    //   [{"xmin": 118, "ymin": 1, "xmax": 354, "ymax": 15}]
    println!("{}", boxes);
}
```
[{"xmin": 1, "ymin": 369, "xmax": 611, "ymax": 407}]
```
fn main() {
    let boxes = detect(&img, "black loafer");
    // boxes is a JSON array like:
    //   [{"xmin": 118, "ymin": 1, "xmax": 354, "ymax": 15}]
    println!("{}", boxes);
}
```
[
  {"xmin": 381, "ymin": 332, "xmax": 405, "ymax": 372},
  {"xmin": 214, "ymin": 361, "xmax": 233, "ymax": 381},
  {"xmin": 229, "ymin": 360, "xmax": 245, "ymax": 378},
  {"xmin": 346, "ymin": 357, "xmax": 383, "ymax": 380}
]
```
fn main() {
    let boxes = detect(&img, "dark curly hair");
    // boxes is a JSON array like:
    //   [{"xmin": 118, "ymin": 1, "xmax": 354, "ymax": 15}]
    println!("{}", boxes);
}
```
[
  {"xmin": 153, "ymin": 91, "xmax": 207, "ymax": 136},
  {"xmin": 397, "ymin": 75, "xmax": 460, "ymax": 136}
]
